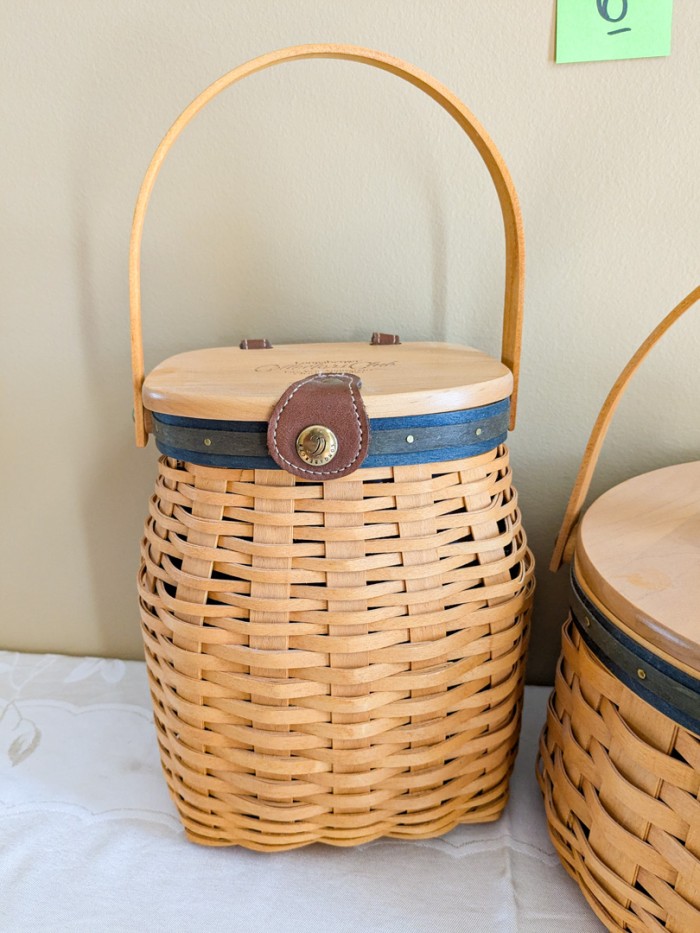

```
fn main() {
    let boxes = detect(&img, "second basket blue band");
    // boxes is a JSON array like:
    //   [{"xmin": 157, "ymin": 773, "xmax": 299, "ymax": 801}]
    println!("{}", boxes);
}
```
[{"xmin": 570, "ymin": 570, "xmax": 700, "ymax": 736}]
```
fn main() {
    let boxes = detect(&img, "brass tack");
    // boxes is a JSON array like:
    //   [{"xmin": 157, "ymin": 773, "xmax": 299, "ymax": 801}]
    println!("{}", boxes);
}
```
[
  {"xmin": 406, "ymin": 435, "xmax": 414, "ymax": 444},
  {"xmin": 203, "ymin": 438, "xmax": 212, "ymax": 447},
  {"xmin": 296, "ymin": 425, "xmax": 337, "ymax": 465},
  {"xmin": 637, "ymin": 668, "xmax": 647, "ymax": 680},
  {"xmin": 583, "ymin": 615, "xmax": 591, "ymax": 628}
]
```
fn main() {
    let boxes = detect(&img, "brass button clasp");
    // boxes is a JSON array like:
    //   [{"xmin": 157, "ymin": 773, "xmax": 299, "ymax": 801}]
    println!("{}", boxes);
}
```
[{"xmin": 296, "ymin": 425, "xmax": 338, "ymax": 466}]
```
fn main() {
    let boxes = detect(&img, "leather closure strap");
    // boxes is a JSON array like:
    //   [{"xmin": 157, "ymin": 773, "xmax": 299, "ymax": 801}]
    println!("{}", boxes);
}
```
[
  {"xmin": 239, "ymin": 338, "xmax": 272, "ymax": 349},
  {"xmin": 267, "ymin": 373, "xmax": 370, "ymax": 479}
]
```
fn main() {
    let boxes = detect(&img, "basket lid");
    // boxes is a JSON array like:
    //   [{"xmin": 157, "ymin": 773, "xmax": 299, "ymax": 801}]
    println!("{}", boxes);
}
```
[
  {"xmin": 142, "ymin": 341, "xmax": 513, "ymax": 421},
  {"xmin": 576, "ymin": 461, "xmax": 700, "ymax": 675}
]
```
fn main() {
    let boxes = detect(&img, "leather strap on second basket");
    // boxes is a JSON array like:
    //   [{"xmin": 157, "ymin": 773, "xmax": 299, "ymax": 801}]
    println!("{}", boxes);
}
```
[
  {"xmin": 129, "ymin": 44, "xmax": 525, "ymax": 446},
  {"xmin": 551, "ymin": 285, "xmax": 700, "ymax": 571}
]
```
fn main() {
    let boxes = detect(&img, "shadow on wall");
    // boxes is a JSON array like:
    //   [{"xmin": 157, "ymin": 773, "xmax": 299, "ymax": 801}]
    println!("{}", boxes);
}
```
[
  {"xmin": 83, "ymin": 438, "xmax": 154, "ymax": 660},
  {"xmin": 72, "ymin": 178, "xmax": 154, "ymax": 659},
  {"xmin": 526, "ymin": 563, "xmax": 569, "ymax": 686}
]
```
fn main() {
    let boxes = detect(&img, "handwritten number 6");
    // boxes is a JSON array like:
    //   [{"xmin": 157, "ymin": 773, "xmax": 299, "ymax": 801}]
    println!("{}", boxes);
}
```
[{"xmin": 597, "ymin": 0, "xmax": 628, "ymax": 23}]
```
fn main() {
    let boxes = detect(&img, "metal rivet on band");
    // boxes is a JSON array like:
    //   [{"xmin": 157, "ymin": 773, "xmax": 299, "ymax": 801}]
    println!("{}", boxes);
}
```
[
  {"xmin": 203, "ymin": 438, "xmax": 212, "ymax": 447},
  {"xmin": 637, "ymin": 668, "xmax": 647, "ymax": 680},
  {"xmin": 583, "ymin": 615, "xmax": 591, "ymax": 628},
  {"xmin": 475, "ymin": 428, "xmax": 483, "ymax": 436},
  {"xmin": 406, "ymin": 435, "xmax": 414, "ymax": 444},
  {"xmin": 296, "ymin": 425, "xmax": 338, "ymax": 465}
]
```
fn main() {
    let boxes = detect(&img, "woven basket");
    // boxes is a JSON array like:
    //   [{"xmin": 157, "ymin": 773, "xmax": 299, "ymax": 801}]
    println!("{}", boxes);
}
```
[
  {"xmin": 538, "ymin": 288, "xmax": 700, "ymax": 930},
  {"xmin": 131, "ymin": 44, "xmax": 535, "ymax": 850}
]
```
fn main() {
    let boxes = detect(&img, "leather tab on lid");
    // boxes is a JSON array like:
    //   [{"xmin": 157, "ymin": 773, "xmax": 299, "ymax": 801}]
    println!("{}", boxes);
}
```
[
  {"xmin": 267, "ymin": 373, "xmax": 370, "ymax": 479},
  {"xmin": 370, "ymin": 332, "xmax": 401, "ymax": 345},
  {"xmin": 239, "ymin": 338, "xmax": 272, "ymax": 349}
]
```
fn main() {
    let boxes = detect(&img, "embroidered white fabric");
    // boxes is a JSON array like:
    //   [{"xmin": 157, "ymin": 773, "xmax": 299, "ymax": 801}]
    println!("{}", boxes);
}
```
[{"xmin": 0, "ymin": 651, "xmax": 603, "ymax": 932}]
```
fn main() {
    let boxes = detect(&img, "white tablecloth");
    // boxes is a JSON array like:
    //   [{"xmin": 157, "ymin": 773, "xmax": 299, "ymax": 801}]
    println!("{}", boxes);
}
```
[{"xmin": 0, "ymin": 651, "xmax": 603, "ymax": 932}]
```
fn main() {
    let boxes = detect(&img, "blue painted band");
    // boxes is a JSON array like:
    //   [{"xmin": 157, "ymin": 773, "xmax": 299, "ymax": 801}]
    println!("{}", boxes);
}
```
[
  {"xmin": 154, "ymin": 413, "xmax": 269, "ymax": 432},
  {"xmin": 570, "ymin": 570, "xmax": 700, "ymax": 736},
  {"xmin": 155, "ymin": 435, "xmax": 508, "ymax": 470},
  {"xmin": 155, "ymin": 443, "xmax": 279, "ymax": 470},
  {"xmin": 369, "ymin": 399, "xmax": 510, "ymax": 430},
  {"xmin": 151, "ymin": 399, "xmax": 510, "ymax": 470}
]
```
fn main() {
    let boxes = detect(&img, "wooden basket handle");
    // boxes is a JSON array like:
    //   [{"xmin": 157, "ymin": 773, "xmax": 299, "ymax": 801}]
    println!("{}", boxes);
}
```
[
  {"xmin": 551, "ymin": 285, "xmax": 700, "ymax": 572},
  {"xmin": 130, "ymin": 43, "xmax": 525, "ymax": 446}
]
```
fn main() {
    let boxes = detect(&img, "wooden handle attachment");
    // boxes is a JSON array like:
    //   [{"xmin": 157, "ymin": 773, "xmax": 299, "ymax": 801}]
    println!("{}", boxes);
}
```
[
  {"xmin": 551, "ymin": 285, "xmax": 700, "ymax": 572},
  {"xmin": 130, "ymin": 43, "xmax": 525, "ymax": 446}
]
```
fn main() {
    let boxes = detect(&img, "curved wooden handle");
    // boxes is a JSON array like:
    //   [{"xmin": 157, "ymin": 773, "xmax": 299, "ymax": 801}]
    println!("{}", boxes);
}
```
[
  {"xmin": 130, "ymin": 43, "xmax": 525, "ymax": 446},
  {"xmin": 551, "ymin": 285, "xmax": 700, "ymax": 572}
]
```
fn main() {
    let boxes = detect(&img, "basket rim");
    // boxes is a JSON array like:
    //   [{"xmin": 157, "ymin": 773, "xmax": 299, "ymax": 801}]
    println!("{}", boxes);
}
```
[{"xmin": 570, "ymin": 566, "xmax": 700, "ymax": 735}]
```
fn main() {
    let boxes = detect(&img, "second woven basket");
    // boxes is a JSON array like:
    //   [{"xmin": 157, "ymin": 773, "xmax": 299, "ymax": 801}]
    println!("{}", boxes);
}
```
[{"xmin": 538, "ymin": 287, "xmax": 700, "ymax": 932}]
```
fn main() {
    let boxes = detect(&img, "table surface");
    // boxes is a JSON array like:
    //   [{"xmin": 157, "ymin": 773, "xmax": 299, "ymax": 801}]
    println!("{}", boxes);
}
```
[{"xmin": 0, "ymin": 650, "xmax": 604, "ymax": 933}]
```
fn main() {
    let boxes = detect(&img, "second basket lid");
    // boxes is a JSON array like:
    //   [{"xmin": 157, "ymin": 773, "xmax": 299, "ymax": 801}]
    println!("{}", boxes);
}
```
[
  {"xmin": 576, "ymin": 461, "xmax": 700, "ymax": 676},
  {"xmin": 142, "ymin": 340, "xmax": 513, "ymax": 421}
]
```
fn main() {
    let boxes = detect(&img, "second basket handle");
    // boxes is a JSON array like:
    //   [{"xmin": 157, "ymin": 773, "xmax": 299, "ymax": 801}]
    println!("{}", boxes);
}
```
[
  {"xmin": 551, "ymin": 285, "xmax": 700, "ymax": 571},
  {"xmin": 130, "ymin": 43, "xmax": 525, "ymax": 446}
]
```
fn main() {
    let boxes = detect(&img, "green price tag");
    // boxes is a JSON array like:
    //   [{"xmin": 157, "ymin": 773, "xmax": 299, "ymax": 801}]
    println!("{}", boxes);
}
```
[{"xmin": 556, "ymin": 0, "xmax": 673, "ymax": 63}]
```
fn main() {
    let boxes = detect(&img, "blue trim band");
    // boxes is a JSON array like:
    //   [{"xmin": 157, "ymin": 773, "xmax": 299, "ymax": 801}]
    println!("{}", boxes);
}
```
[
  {"xmin": 154, "ymin": 443, "xmax": 279, "ymax": 470},
  {"xmin": 151, "ymin": 399, "xmax": 510, "ymax": 470},
  {"xmin": 361, "ymin": 436, "xmax": 508, "ymax": 466},
  {"xmin": 570, "ymin": 570, "xmax": 700, "ymax": 736},
  {"xmin": 155, "ymin": 436, "xmax": 508, "ymax": 470},
  {"xmin": 153, "ymin": 412, "xmax": 269, "ymax": 432},
  {"xmin": 369, "ymin": 399, "xmax": 510, "ymax": 430}
]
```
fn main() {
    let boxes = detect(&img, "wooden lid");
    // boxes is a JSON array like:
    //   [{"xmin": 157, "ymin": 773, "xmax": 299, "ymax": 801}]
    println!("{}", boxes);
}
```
[
  {"xmin": 576, "ymin": 461, "xmax": 700, "ymax": 675},
  {"xmin": 142, "ymin": 341, "xmax": 513, "ymax": 421}
]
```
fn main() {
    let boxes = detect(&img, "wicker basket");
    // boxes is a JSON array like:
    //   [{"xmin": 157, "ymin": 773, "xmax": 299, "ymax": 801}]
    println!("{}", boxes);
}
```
[
  {"xmin": 538, "ymin": 288, "xmax": 700, "ymax": 930},
  {"xmin": 130, "ymin": 44, "xmax": 535, "ymax": 850}
]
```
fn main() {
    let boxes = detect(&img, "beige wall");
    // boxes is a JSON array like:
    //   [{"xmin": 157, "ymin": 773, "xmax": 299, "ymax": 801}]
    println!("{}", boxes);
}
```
[{"xmin": 2, "ymin": 2, "xmax": 698, "ymax": 681}]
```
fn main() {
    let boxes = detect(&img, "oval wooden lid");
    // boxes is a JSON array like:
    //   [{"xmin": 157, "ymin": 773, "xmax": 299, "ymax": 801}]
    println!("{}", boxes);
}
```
[
  {"xmin": 577, "ymin": 461, "xmax": 700, "ymax": 675},
  {"xmin": 142, "ymin": 341, "xmax": 513, "ymax": 421}
]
